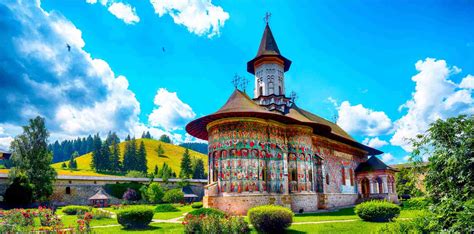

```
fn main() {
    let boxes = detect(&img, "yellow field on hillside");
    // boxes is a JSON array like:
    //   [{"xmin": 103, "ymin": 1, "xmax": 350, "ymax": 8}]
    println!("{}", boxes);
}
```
[{"xmin": 51, "ymin": 139, "xmax": 207, "ymax": 177}]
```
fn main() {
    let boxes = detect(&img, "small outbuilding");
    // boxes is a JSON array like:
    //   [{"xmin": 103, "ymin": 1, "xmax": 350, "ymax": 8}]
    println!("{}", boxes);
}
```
[{"xmin": 89, "ymin": 189, "xmax": 110, "ymax": 207}]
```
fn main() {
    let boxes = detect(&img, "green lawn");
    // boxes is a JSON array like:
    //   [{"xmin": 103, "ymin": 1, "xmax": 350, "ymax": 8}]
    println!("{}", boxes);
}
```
[
  {"xmin": 1, "ymin": 205, "xmax": 425, "ymax": 233},
  {"xmin": 293, "ymin": 207, "xmax": 425, "ymax": 222}
]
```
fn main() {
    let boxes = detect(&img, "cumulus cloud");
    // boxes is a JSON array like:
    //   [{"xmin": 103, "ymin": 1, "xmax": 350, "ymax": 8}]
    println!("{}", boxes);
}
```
[
  {"xmin": 362, "ymin": 137, "xmax": 388, "ymax": 148},
  {"xmin": 149, "ymin": 0, "xmax": 229, "ymax": 38},
  {"xmin": 390, "ymin": 58, "xmax": 474, "ymax": 151},
  {"xmin": 0, "ymin": 0, "xmax": 139, "ymax": 138},
  {"xmin": 148, "ymin": 88, "xmax": 196, "ymax": 131},
  {"xmin": 107, "ymin": 2, "xmax": 140, "ymax": 24},
  {"xmin": 336, "ymin": 101, "xmax": 392, "ymax": 137},
  {"xmin": 85, "ymin": 0, "xmax": 139, "ymax": 24},
  {"xmin": 460, "ymin": 75, "xmax": 474, "ymax": 89},
  {"xmin": 381, "ymin": 153, "xmax": 395, "ymax": 163}
]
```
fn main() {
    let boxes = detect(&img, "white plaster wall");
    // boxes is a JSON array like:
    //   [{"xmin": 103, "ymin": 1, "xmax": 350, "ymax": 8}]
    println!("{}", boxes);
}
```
[{"xmin": 254, "ymin": 63, "xmax": 284, "ymax": 97}]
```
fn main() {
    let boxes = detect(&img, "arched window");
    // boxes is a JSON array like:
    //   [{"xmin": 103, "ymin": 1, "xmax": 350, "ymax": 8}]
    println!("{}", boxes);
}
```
[
  {"xmin": 259, "ymin": 86, "xmax": 263, "ymax": 96},
  {"xmin": 326, "ymin": 174, "xmax": 330, "ymax": 185},
  {"xmin": 278, "ymin": 86, "xmax": 282, "ymax": 95},
  {"xmin": 376, "ymin": 177, "xmax": 383, "ymax": 194},
  {"xmin": 65, "ymin": 187, "xmax": 71, "ymax": 195}
]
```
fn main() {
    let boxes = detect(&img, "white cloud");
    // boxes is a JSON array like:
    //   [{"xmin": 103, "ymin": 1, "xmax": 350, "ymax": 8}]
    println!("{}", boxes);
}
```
[
  {"xmin": 390, "ymin": 58, "xmax": 474, "ymax": 151},
  {"xmin": 362, "ymin": 137, "xmax": 388, "ymax": 148},
  {"xmin": 0, "ymin": 137, "xmax": 14, "ymax": 151},
  {"xmin": 107, "ymin": 2, "xmax": 140, "ymax": 24},
  {"xmin": 336, "ymin": 101, "xmax": 392, "ymax": 136},
  {"xmin": 149, "ymin": 0, "xmax": 229, "ymax": 38},
  {"xmin": 402, "ymin": 155, "xmax": 411, "ymax": 162},
  {"xmin": 148, "ymin": 88, "xmax": 196, "ymax": 131},
  {"xmin": 460, "ymin": 75, "xmax": 474, "ymax": 89},
  {"xmin": 381, "ymin": 153, "xmax": 395, "ymax": 163}
]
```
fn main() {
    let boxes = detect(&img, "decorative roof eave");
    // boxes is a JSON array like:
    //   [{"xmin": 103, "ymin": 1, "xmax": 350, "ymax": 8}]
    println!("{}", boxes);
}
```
[{"xmin": 247, "ymin": 55, "xmax": 292, "ymax": 74}]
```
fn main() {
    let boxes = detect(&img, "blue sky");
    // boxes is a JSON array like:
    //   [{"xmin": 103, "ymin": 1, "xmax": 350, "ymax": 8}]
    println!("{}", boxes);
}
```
[{"xmin": 1, "ymin": 0, "xmax": 473, "ymax": 164}]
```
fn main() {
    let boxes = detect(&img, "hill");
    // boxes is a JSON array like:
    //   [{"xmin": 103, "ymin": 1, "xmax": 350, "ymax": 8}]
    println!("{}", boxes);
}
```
[{"xmin": 52, "ymin": 138, "xmax": 208, "ymax": 177}]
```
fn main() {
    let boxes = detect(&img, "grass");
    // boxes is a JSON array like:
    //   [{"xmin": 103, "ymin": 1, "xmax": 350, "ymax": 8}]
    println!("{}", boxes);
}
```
[
  {"xmin": 93, "ymin": 223, "xmax": 184, "ymax": 233},
  {"xmin": 293, "ymin": 207, "xmax": 425, "ymax": 222},
  {"xmin": 1, "ymin": 205, "xmax": 425, "ymax": 233},
  {"xmin": 50, "ymin": 139, "xmax": 207, "ymax": 177}
]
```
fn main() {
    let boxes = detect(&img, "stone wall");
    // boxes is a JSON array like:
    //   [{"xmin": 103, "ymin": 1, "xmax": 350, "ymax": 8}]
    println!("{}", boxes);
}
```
[
  {"xmin": 204, "ymin": 192, "xmax": 319, "ymax": 215},
  {"xmin": 319, "ymin": 193, "xmax": 358, "ymax": 209}
]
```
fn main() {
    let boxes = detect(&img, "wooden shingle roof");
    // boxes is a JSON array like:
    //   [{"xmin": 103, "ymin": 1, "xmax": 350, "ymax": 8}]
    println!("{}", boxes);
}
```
[{"xmin": 186, "ymin": 90, "xmax": 382, "ymax": 155}]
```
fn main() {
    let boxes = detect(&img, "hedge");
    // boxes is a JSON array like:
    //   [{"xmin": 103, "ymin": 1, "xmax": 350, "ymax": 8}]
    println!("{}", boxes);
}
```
[
  {"xmin": 191, "ymin": 202, "xmax": 203, "ymax": 209},
  {"xmin": 116, "ymin": 206, "xmax": 154, "ymax": 229},
  {"xmin": 248, "ymin": 205, "xmax": 293, "ymax": 233},
  {"xmin": 155, "ymin": 204, "xmax": 179, "ymax": 212},
  {"xmin": 62, "ymin": 206, "xmax": 91, "ymax": 215},
  {"xmin": 355, "ymin": 200, "xmax": 400, "ymax": 222},
  {"xmin": 188, "ymin": 208, "xmax": 225, "ymax": 218}
]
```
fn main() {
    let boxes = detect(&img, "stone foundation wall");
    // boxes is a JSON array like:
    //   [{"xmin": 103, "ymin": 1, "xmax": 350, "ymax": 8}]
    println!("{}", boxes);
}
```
[
  {"xmin": 205, "ymin": 193, "xmax": 319, "ymax": 215},
  {"xmin": 51, "ymin": 184, "xmax": 122, "ymax": 206},
  {"xmin": 291, "ymin": 193, "xmax": 318, "ymax": 212},
  {"xmin": 319, "ymin": 193, "xmax": 358, "ymax": 209}
]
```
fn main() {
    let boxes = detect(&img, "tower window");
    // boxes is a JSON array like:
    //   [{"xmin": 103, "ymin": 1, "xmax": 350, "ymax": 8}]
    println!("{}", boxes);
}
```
[
  {"xmin": 341, "ymin": 167, "xmax": 346, "ymax": 185},
  {"xmin": 259, "ymin": 86, "xmax": 263, "ymax": 96},
  {"xmin": 279, "ymin": 86, "xmax": 282, "ymax": 95},
  {"xmin": 326, "ymin": 174, "xmax": 330, "ymax": 185}
]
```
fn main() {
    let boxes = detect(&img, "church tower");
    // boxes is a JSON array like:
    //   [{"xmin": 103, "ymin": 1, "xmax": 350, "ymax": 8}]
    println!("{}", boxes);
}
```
[{"xmin": 247, "ymin": 22, "xmax": 293, "ymax": 113}]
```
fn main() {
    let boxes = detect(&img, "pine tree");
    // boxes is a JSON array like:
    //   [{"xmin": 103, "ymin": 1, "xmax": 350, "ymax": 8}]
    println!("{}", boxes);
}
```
[
  {"xmin": 156, "ymin": 144, "xmax": 165, "ymax": 156},
  {"xmin": 68, "ymin": 151, "xmax": 79, "ymax": 169},
  {"xmin": 146, "ymin": 131, "xmax": 152, "ymax": 139},
  {"xmin": 192, "ymin": 158, "xmax": 206, "ymax": 179},
  {"xmin": 179, "ymin": 148, "xmax": 192, "ymax": 179},
  {"xmin": 122, "ymin": 140, "xmax": 133, "ymax": 172},
  {"xmin": 159, "ymin": 134, "xmax": 171, "ymax": 143},
  {"xmin": 154, "ymin": 165, "xmax": 159, "ymax": 175},
  {"xmin": 110, "ymin": 138, "xmax": 121, "ymax": 172},
  {"xmin": 91, "ymin": 134, "xmax": 102, "ymax": 171},
  {"xmin": 137, "ymin": 141, "xmax": 147, "ymax": 173},
  {"xmin": 100, "ymin": 140, "xmax": 111, "ymax": 171},
  {"xmin": 130, "ymin": 137, "xmax": 137, "ymax": 171}
]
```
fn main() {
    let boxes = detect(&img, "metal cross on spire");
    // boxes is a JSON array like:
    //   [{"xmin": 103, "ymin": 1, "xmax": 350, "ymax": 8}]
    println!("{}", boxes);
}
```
[
  {"xmin": 263, "ymin": 12, "xmax": 272, "ymax": 24},
  {"xmin": 240, "ymin": 76, "xmax": 249, "ymax": 93},
  {"xmin": 231, "ymin": 73, "xmax": 241, "ymax": 89}
]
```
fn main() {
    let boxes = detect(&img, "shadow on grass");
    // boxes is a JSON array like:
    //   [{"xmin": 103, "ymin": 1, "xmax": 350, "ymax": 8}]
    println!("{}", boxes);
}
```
[
  {"xmin": 121, "ymin": 226, "xmax": 162, "ymax": 231},
  {"xmin": 295, "ymin": 207, "xmax": 356, "ymax": 218},
  {"xmin": 158, "ymin": 155, "xmax": 169, "ymax": 158},
  {"xmin": 285, "ymin": 230, "xmax": 306, "ymax": 234}
]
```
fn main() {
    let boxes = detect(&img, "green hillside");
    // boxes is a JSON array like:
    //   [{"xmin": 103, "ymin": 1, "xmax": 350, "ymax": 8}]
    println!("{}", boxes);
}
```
[{"xmin": 52, "ymin": 138, "xmax": 208, "ymax": 177}]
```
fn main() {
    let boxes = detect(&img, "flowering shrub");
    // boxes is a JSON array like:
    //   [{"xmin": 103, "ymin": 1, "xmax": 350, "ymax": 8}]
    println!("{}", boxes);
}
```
[
  {"xmin": 37, "ymin": 206, "xmax": 63, "ymax": 227},
  {"xmin": 123, "ymin": 188, "xmax": 140, "ymax": 202},
  {"xmin": 0, "ymin": 209, "xmax": 36, "ymax": 232},
  {"xmin": 182, "ymin": 214, "xmax": 249, "ymax": 234},
  {"xmin": 76, "ymin": 212, "xmax": 93, "ymax": 233}
]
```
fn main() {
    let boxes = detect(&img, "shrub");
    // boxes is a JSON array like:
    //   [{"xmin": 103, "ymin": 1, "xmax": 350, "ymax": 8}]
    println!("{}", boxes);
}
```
[
  {"xmin": 4, "ymin": 174, "xmax": 33, "ymax": 207},
  {"xmin": 37, "ymin": 206, "xmax": 62, "ymax": 227},
  {"xmin": 116, "ymin": 206, "xmax": 154, "ymax": 229},
  {"xmin": 104, "ymin": 182, "xmax": 143, "ymax": 199},
  {"xmin": 0, "ymin": 209, "xmax": 35, "ymax": 232},
  {"xmin": 162, "ymin": 189, "xmax": 184, "ymax": 203},
  {"xmin": 191, "ymin": 202, "xmax": 203, "ymax": 209},
  {"xmin": 62, "ymin": 205, "xmax": 91, "ymax": 215},
  {"xmin": 155, "ymin": 204, "xmax": 178, "ymax": 212},
  {"xmin": 248, "ymin": 205, "xmax": 293, "ymax": 233},
  {"xmin": 188, "ymin": 208, "xmax": 225, "ymax": 217},
  {"xmin": 355, "ymin": 200, "xmax": 400, "ymax": 222},
  {"xmin": 402, "ymin": 197, "xmax": 430, "ymax": 210},
  {"xmin": 183, "ymin": 214, "xmax": 249, "ymax": 234},
  {"xmin": 146, "ymin": 182, "xmax": 165, "ymax": 203},
  {"xmin": 123, "ymin": 188, "xmax": 140, "ymax": 202},
  {"xmin": 76, "ymin": 212, "xmax": 93, "ymax": 233}
]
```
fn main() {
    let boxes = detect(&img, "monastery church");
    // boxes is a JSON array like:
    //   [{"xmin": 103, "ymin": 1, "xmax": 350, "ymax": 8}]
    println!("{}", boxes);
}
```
[{"xmin": 186, "ymin": 22, "xmax": 398, "ymax": 215}]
